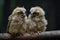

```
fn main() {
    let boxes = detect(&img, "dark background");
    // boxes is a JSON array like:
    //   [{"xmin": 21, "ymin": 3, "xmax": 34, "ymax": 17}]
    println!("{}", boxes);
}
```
[{"xmin": 0, "ymin": 0, "xmax": 60, "ymax": 32}]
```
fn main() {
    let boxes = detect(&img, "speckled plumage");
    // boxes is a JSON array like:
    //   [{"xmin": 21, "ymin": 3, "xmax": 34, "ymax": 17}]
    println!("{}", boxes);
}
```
[
  {"xmin": 6, "ymin": 7, "xmax": 27, "ymax": 35},
  {"xmin": 7, "ymin": 6, "xmax": 48, "ymax": 36}
]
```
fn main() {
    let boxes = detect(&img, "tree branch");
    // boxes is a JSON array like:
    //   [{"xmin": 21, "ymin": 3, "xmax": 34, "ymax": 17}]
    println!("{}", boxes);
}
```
[{"xmin": 0, "ymin": 30, "xmax": 60, "ymax": 40}]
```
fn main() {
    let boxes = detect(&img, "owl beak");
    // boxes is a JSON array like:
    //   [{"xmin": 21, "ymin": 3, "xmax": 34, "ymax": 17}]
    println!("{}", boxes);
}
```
[
  {"xmin": 24, "ymin": 15, "xmax": 27, "ymax": 20},
  {"xmin": 28, "ymin": 14, "xmax": 31, "ymax": 19}
]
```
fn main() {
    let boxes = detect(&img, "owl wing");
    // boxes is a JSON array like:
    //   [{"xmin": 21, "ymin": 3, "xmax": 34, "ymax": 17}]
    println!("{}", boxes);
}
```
[
  {"xmin": 41, "ymin": 16, "xmax": 48, "ymax": 26},
  {"xmin": 39, "ymin": 16, "xmax": 47, "ymax": 32},
  {"xmin": 6, "ymin": 15, "xmax": 12, "ymax": 33}
]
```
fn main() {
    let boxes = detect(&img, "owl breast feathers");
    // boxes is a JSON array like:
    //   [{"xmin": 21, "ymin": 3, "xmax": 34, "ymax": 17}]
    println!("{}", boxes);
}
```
[{"xmin": 7, "ymin": 6, "xmax": 48, "ymax": 36}]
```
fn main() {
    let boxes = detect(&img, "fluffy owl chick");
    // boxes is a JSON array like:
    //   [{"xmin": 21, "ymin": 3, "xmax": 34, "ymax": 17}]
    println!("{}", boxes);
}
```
[
  {"xmin": 29, "ymin": 6, "xmax": 48, "ymax": 33},
  {"xmin": 6, "ymin": 7, "xmax": 26, "ymax": 36}
]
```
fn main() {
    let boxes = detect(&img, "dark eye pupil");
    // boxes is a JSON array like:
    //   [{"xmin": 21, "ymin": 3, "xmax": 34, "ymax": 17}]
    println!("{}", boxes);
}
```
[
  {"xmin": 32, "ymin": 12, "xmax": 39, "ymax": 17},
  {"xmin": 17, "ymin": 11, "xmax": 25, "ymax": 17},
  {"xmin": 20, "ymin": 11, "xmax": 23, "ymax": 14},
  {"xmin": 33, "ymin": 12, "xmax": 36, "ymax": 15},
  {"xmin": 17, "ymin": 11, "xmax": 23, "ymax": 15},
  {"xmin": 20, "ymin": 11, "xmax": 25, "ymax": 17}
]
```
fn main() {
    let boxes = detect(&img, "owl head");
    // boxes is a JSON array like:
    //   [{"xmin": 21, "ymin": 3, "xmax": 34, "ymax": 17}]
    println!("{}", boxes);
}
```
[
  {"xmin": 8, "ymin": 7, "xmax": 26, "ymax": 20},
  {"xmin": 29, "ymin": 6, "xmax": 45, "ymax": 22},
  {"xmin": 12, "ymin": 7, "xmax": 26, "ymax": 16},
  {"xmin": 30, "ymin": 6, "xmax": 45, "ymax": 17}
]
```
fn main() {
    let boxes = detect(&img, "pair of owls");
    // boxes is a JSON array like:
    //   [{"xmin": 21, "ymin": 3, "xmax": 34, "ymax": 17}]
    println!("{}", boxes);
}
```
[{"xmin": 7, "ymin": 6, "xmax": 48, "ymax": 36}]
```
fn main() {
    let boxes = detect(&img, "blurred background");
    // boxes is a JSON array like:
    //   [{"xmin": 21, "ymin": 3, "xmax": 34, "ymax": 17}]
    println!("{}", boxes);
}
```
[{"xmin": 0, "ymin": 0, "xmax": 59, "ymax": 33}]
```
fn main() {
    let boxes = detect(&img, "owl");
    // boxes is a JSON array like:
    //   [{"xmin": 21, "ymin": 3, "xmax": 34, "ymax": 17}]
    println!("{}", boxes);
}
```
[
  {"xmin": 6, "ymin": 7, "xmax": 27, "ymax": 36},
  {"xmin": 6, "ymin": 6, "xmax": 48, "ymax": 36},
  {"xmin": 21, "ymin": 6, "xmax": 48, "ymax": 35},
  {"xmin": 26, "ymin": 6, "xmax": 48, "ymax": 34}
]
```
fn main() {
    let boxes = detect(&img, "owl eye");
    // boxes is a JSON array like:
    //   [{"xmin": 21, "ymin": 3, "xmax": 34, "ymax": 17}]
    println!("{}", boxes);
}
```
[
  {"xmin": 17, "ymin": 11, "xmax": 25, "ymax": 17},
  {"xmin": 17, "ymin": 11, "xmax": 23, "ymax": 15},
  {"xmin": 32, "ymin": 12, "xmax": 39, "ymax": 17}
]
